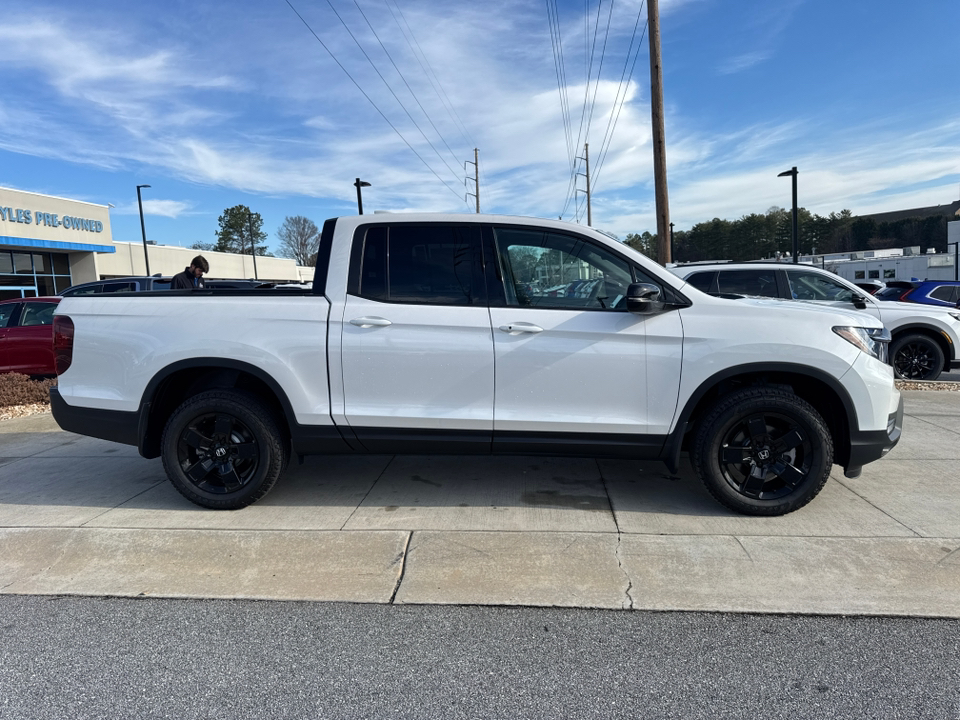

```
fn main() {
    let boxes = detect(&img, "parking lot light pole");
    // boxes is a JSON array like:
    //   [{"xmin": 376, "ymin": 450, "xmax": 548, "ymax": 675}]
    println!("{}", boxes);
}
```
[
  {"xmin": 247, "ymin": 210, "xmax": 259, "ymax": 280},
  {"xmin": 777, "ymin": 167, "xmax": 799, "ymax": 263},
  {"xmin": 136, "ymin": 184, "xmax": 151, "ymax": 275},
  {"xmin": 354, "ymin": 178, "xmax": 371, "ymax": 215}
]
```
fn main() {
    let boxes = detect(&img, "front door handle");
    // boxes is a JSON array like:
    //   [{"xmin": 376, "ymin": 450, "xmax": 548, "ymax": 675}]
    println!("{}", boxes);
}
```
[
  {"xmin": 499, "ymin": 323, "xmax": 544, "ymax": 334},
  {"xmin": 350, "ymin": 316, "xmax": 392, "ymax": 328}
]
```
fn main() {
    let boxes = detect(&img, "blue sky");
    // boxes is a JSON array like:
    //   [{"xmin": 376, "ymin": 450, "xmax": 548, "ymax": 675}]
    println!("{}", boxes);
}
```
[{"xmin": 0, "ymin": 0, "xmax": 957, "ymax": 256}]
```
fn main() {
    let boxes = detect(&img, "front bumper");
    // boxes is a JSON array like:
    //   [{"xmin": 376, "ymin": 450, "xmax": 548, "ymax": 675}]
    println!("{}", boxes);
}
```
[{"xmin": 843, "ymin": 394, "xmax": 904, "ymax": 478}]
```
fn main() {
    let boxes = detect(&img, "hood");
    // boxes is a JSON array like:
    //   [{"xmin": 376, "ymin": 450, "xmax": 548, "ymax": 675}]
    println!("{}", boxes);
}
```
[
  {"xmin": 730, "ymin": 296, "xmax": 884, "ymax": 328},
  {"xmin": 885, "ymin": 301, "xmax": 960, "ymax": 316}
]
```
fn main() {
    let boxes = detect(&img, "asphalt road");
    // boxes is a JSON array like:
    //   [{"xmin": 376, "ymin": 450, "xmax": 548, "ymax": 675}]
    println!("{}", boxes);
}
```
[{"xmin": 2, "ymin": 596, "xmax": 958, "ymax": 720}]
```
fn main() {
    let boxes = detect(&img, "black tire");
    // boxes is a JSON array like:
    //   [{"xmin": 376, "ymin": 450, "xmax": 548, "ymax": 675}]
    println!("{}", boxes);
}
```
[
  {"xmin": 692, "ymin": 388, "xmax": 833, "ymax": 516},
  {"xmin": 891, "ymin": 333, "xmax": 944, "ymax": 381},
  {"xmin": 161, "ymin": 390, "xmax": 288, "ymax": 509}
]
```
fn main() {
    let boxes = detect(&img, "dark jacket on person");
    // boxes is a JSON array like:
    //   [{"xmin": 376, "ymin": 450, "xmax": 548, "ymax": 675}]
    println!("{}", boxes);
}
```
[{"xmin": 171, "ymin": 267, "xmax": 205, "ymax": 290}]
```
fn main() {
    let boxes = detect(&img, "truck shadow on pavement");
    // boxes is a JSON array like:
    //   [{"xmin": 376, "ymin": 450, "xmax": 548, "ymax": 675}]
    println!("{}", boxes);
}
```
[{"xmin": 0, "ymin": 421, "xmax": 900, "ymax": 536}]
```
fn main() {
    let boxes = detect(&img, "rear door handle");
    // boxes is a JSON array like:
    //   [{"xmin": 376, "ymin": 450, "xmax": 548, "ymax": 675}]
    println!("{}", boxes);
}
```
[
  {"xmin": 499, "ymin": 323, "xmax": 544, "ymax": 334},
  {"xmin": 349, "ymin": 316, "xmax": 392, "ymax": 328}
]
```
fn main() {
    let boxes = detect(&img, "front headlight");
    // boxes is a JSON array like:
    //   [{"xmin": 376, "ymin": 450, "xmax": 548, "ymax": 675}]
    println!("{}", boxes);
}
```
[{"xmin": 833, "ymin": 326, "xmax": 891, "ymax": 363}]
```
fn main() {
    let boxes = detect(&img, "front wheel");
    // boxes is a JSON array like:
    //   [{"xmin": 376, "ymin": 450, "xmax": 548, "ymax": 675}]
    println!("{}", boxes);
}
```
[
  {"xmin": 891, "ymin": 333, "xmax": 944, "ymax": 381},
  {"xmin": 161, "ymin": 390, "xmax": 288, "ymax": 509},
  {"xmin": 692, "ymin": 388, "xmax": 833, "ymax": 516}
]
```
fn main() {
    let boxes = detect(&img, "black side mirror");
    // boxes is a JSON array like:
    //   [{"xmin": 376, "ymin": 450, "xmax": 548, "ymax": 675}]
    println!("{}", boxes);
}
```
[
  {"xmin": 852, "ymin": 294, "xmax": 868, "ymax": 310},
  {"xmin": 626, "ymin": 283, "xmax": 664, "ymax": 314}
]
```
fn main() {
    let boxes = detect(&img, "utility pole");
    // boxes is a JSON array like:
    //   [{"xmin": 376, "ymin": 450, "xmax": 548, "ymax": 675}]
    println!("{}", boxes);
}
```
[
  {"xmin": 576, "ymin": 142, "xmax": 592, "ymax": 226},
  {"xmin": 247, "ymin": 210, "xmax": 259, "ymax": 280},
  {"xmin": 464, "ymin": 149, "xmax": 479, "ymax": 213},
  {"xmin": 647, "ymin": 0, "xmax": 671, "ymax": 263}
]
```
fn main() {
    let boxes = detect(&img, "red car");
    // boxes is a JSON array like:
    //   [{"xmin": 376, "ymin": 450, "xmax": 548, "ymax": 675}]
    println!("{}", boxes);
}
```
[{"xmin": 0, "ymin": 297, "xmax": 61, "ymax": 376}]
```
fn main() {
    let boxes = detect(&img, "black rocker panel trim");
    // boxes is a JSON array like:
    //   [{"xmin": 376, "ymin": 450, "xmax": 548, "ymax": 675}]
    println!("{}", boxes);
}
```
[
  {"xmin": 493, "ymin": 430, "xmax": 665, "ymax": 458},
  {"xmin": 350, "ymin": 427, "xmax": 493, "ymax": 455},
  {"xmin": 347, "ymin": 427, "xmax": 666, "ymax": 459}
]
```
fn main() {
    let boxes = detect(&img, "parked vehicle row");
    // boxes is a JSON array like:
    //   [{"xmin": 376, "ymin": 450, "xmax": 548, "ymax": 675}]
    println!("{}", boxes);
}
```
[
  {"xmin": 670, "ymin": 263, "xmax": 960, "ymax": 381},
  {"xmin": 875, "ymin": 280, "xmax": 960, "ymax": 308},
  {"xmin": 51, "ymin": 214, "xmax": 902, "ymax": 517}
]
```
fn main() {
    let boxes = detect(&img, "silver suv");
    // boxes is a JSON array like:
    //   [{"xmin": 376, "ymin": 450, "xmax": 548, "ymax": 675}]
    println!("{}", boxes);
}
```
[{"xmin": 671, "ymin": 262, "xmax": 960, "ymax": 381}]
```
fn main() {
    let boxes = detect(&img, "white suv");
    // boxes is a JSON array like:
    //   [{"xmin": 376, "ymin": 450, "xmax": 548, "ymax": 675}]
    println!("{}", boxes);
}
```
[{"xmin": 672, "ymin": 262, "xmax": 960, "ymax": 381}]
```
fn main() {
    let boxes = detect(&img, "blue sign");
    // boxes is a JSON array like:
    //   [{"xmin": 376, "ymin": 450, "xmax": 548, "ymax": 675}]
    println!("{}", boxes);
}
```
[{"xmin": 0, "ymin": 206, "xmax": 103, "ymax": 233}]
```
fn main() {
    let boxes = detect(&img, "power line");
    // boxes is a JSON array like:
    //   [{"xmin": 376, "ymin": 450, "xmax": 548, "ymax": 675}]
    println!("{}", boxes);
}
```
[
  {"xmin": 593, "ymin": 9, "xmax": 648, "ymax": 192},
  {"xmin": 545, "ymin": 0, "xmax": 574, "ymax": 169},
  {"xmin": 583, "ymin": 0, "xmax": 616, "ymax": 151},
  {"xmin": 386, "ymin": 0, "xmax": 475, "ymax": 155},
  {"xmin": 284, "ymin": 0, "xmax": 466, "ymax": 203},
  {"xmin": 322, "ymin": 0, "xmax": 467, "ymax": 196},
  {"xmin": 351, "ymin": 0, "xmax": 464, "ymax": 174},
  {"xmin": 558, "ymin": 0, "xmax": 604, "ymax": 221}
]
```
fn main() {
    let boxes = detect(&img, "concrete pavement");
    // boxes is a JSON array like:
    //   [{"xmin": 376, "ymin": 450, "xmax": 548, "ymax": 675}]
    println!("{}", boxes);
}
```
[{"xmin": 1, "ymin": 391, "xmax": 958, "ymax": 616}]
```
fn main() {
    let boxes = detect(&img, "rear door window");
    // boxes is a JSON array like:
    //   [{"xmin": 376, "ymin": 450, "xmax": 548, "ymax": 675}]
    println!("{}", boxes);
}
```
[
  {"xmin": 684, "ymin": 271, "xmax": 718, "ymax": 293},
  {"xmin": 716, "ymin": 270, "xmax": 779, "ymax": 297},
  {"xmin": 353, "ymin": 224, "xmax": 485, "ymax": 306},
  {"xmin": 930, "ymin": 286, "xmax": 956, "ymax": 302}
]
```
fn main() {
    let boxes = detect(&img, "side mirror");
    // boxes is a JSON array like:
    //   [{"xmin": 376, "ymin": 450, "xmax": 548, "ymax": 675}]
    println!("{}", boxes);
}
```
[
  {"xmin": 626, "ymin": 282, "xmax": 664, "ymax": 314},
  {"xmin": 852, "ymin": 294, "xmax": 868, "ymax": 310}
]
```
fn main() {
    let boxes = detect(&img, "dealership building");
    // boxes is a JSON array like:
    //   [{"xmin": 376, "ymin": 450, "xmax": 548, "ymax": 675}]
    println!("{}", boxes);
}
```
[{"xmin": 0, "ymin": 186, "xmax": 312, "ymax": 301}]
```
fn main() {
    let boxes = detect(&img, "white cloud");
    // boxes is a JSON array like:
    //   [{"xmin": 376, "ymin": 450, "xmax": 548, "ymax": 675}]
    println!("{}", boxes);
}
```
[{"xmin": 113, "ymin": 199, "xmax": 197, "ymax": 219}]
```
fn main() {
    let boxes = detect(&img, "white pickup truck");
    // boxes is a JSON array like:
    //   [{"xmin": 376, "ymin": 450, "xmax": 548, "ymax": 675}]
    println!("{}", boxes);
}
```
[{"xmin": 50, "ymin": 214, "xmax": 903, "ymax": 516}]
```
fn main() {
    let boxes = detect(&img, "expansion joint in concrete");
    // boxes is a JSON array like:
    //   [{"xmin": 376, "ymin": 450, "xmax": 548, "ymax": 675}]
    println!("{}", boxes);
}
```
[
  {"xmin": 388, "ymin": 531, "xmax": 412, "ymax": 604},
  {"xmin": 596, "ymin": 459, "xmax": 634, "ymax": 610}
]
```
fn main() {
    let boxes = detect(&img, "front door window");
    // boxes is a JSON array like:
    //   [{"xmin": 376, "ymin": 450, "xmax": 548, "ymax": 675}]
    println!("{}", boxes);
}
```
[{"xmin": 786, "ymin": 270, "xmax": 857, "ymax": 302}]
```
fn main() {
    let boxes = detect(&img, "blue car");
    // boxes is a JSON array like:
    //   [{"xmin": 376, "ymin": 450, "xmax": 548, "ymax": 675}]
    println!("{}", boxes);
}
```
[{"xmin": 875, "ymin": 280, "xmax": 960, "ymax": 307}]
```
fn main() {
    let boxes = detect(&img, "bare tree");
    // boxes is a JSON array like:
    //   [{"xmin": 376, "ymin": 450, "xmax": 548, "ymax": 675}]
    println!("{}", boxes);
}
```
[{"xmin": 276, "ymin": 216, "xmax": 320, "ymax": 266}]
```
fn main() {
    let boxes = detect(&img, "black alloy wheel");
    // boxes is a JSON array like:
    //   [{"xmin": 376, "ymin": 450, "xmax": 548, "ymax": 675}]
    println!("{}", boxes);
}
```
[
  {"xmin": 891, "ymin": 334, "xmax": 944, "ymax": 381},
  {"xmin": 177, "ymin": 412, "xmax": 260, "ymax": 495},
  {"xmin": 692, "ymin": 387, "xmax": 833, "ymax": 516},
  {"xmin": 161, "ymin": 390, "xmax": 287, "ymax": 509},
  {"xmin": 716, "ymin": 411, "xmax": 811, "ymax": 502}
]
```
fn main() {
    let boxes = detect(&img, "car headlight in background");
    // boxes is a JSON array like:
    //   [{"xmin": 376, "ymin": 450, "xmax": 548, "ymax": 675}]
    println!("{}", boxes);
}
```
[
  {"xmin": 949, "ymin": 312, "xmax": 960, "ymax": 323},
  {"xmin": 833, "ymin": 326, "xmax": 891, "ymax": 363}
]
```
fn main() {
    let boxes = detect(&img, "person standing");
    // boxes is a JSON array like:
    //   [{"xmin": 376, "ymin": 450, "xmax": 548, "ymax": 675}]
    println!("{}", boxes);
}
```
[{"xmin": 171, "ymin": 256, "xmax": 209, "ymax": 289}]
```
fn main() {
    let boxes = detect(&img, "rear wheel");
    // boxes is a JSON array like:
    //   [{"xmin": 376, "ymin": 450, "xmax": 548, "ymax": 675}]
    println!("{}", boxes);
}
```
[
  {"xmin": 161, "ymin": 390, "xmax": 287, "ymax": 509},
  {"xmin": 692, "ymin": 388, "xmax": 833, "ymax": 516},
  {"xmin": 891, "ymin": 333, "xmax": 944, "ymax": 381}
]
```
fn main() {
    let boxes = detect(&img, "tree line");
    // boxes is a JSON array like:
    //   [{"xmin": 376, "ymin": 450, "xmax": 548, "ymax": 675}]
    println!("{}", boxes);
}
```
[
  {"xmin": 625, "ymin": 206, "xmax": 953, "ymax": 264},
  {"xmin": 191, "ymin": 204, "xmax": 322, "ymax": 266}
]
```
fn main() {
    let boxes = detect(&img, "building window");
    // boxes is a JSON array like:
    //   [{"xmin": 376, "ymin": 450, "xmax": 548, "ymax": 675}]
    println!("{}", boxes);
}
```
[
  {"xmin": 0, "ymin": 250, "xmax": 73, "ymax": 300},
  {"xmin": 854, "ymin": 271, "xmax": 865, "ymax": 279},
  {"xmin": 868, "ymin": 270, "xmax": 880, "ymax": 279},
  {"xmin": 884, "ymin": 269, "xmax": 896, "ymax": 279}
]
